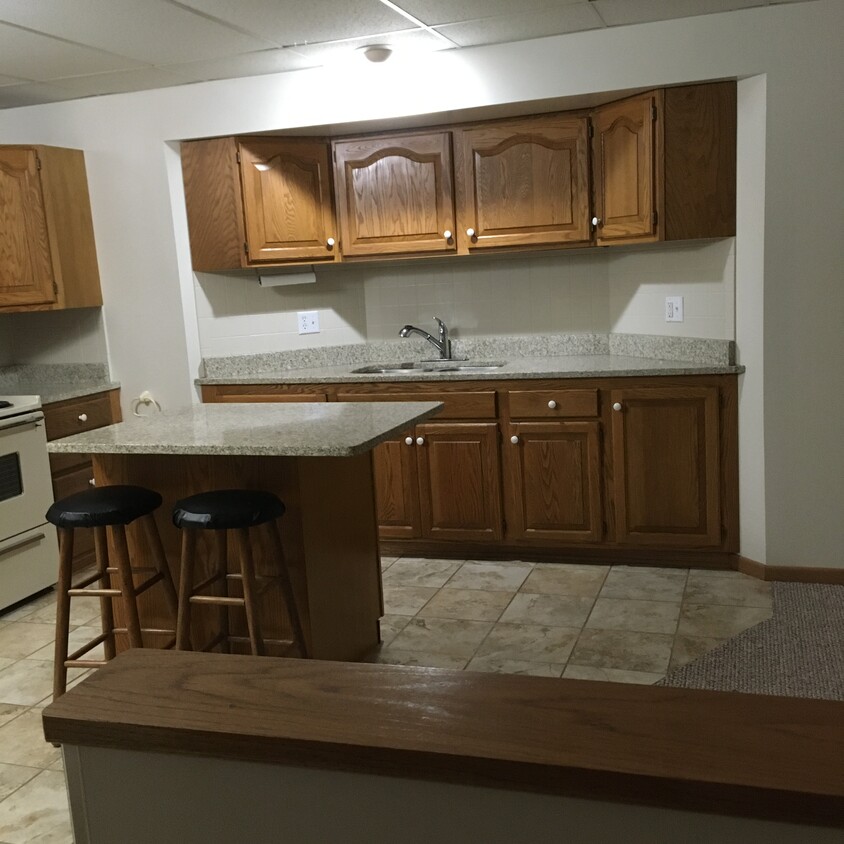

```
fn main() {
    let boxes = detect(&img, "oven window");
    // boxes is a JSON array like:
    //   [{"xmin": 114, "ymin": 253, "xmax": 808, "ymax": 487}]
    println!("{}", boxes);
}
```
[{"xmin": 0, "ymin": 453, "xmax": 23, "ymax": 502}]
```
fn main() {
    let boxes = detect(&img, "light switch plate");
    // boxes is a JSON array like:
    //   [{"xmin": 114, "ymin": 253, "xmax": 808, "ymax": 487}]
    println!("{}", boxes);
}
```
[
  {"xmin": 298, "ymin": 311, "xmax": 320, "ymax": 334},
  {"xmin": 665, "ymin": 296, "xmax": 684, "ymax": 322}
]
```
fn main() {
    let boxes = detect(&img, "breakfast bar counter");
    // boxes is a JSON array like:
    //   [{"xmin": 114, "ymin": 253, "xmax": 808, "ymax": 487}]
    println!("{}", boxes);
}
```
[{"xmin": 47, "ymin": 401, "xmax": 441, "ymax": 660}]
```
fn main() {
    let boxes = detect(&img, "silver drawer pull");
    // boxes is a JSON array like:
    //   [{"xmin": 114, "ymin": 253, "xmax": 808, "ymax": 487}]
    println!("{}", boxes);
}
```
[{"xmin": 0, "ymin": 532, "xmax": 45, "ymax": 559}]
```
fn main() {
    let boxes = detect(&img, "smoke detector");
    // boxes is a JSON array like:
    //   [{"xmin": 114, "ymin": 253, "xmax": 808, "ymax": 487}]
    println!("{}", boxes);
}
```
[{"xmin": 360, "ymin": 44, "xmax": 393, "ymax": 63}]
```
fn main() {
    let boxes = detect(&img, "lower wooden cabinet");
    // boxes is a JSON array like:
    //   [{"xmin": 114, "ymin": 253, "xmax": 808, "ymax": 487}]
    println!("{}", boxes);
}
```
[{"xmin": 372, "ymin": 436, "xmax": 422, "ymax": 539}]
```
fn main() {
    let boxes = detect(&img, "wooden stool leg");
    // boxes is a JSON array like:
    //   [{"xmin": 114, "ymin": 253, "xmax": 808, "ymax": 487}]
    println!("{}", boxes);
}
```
[
  {"xmin": 112, "ymin": 524, "xmax": 143, "ymax": 649},
  {"xmin": 176, "ymin": 529, "xmax": 197, "ymax": 650},
  {"xmin": 93, "ymin": 527, "xmax": 116, "ymax": 661},
  {"xmin": 267, "ymin": 521, "xmax": 309, "ymax": 659},
  {"xmin": 52, "ymin": 528, "xmax": 75, "ymax": 700},
  {"xmin": 234, "ymin": 528, "xmax": 264, "ymax": 657},
  {"xmin": 140, "ymin": 514, "xmax": 179, "ymax": 621},
  {"xmin": 213, "ymin": 530, "xmax": 230, "ymax": 654}
]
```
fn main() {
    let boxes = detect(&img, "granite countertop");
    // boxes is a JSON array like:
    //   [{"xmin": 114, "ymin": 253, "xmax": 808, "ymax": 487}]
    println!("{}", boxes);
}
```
[
  {"xmin": 46, "ymin": 401, "xmax": 442, "ymax": 458},
  {"xmin": 0, "ymin": 364, "xmax": 119, "ymax": 404},
  {"xmin": 15, "ymin": 380, "xmax": 121, "ymax": 404}
]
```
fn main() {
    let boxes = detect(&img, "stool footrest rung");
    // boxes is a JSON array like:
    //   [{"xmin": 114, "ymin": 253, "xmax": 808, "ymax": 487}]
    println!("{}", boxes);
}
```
[
  {"xmin": 190, "ymin": 595, "xmax": 245, "ymax": 607},
  {"xmin": 134, "ymin": 571, "xmax": 164, "ymax": 597},
  {"xmin": 71, "ymin": 571, "xmax": 106, "ymax": 590},
  {"xmin": 113, "ymin": 627, "xmax": 176, "ymax": 637},
  {"xmin": 68, "ymin": 587, "xmax": 122, "ymax": 597},
  {"xmin": 66, "ymin": 658, "xmax": 108, "ymax": 669},
  {"xmin": 67, "ymin": 631, "xmax": 111, "ymax": 662},
  {"xmin": 191, "ymin": 571, "xmax": 226, "ymax": 596}
]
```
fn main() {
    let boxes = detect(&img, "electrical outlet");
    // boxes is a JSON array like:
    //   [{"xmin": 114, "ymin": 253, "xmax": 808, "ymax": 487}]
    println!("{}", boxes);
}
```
[
  {"xmin": 665, "ymin": 296, "xmax": 684, "ymax": 322},
  {"xmin": 298, "ymin": 311, "xmax": 320, "ymax": 334}
]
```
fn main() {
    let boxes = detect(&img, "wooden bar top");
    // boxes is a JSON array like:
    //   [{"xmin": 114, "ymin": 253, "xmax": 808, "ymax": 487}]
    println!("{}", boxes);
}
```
[{"xmin": 42, "ymin": 650, "xmax": 844, "ymax": 828}]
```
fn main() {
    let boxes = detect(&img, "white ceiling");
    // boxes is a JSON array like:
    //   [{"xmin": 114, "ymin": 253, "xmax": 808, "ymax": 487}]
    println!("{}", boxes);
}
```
[{"xmin": 0, "ymin": 0, "xmax": 814, "ymax": 110}]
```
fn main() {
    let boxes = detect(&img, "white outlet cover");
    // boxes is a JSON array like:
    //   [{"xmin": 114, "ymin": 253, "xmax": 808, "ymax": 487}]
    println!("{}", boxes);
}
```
[
  {"xmin": 665, "ymin": 296, "xmax": 684, "ymax": 322},
  {"xmin": 298, "ymin": 310, "xmax": 320, "ymax": 334}
]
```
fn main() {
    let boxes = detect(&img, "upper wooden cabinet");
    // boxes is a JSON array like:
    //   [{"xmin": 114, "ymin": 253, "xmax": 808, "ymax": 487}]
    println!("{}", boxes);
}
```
[
  {"xmin": 180, "ymin": 136, "xmax": 338, "ymax": 271},
  {"xmin": 0, "ymin": 145, "xmax": 102, "ymax": 312},
  {"xmin": 331, "ymin": 131, "xmax": 456, "ymax": 258},
  {"xmin": 454, "ymin": 114, "xmax": 591, "ymax": 252},
  {"xmin": 591, "ymin": 82, "xmax": 736, "ymax": 245}
]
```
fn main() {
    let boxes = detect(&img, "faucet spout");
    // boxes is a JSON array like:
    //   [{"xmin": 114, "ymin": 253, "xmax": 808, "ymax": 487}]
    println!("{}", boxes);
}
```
[{"xmin": 399, "ymin": 317, "xmax": 452, "ymax": 359}]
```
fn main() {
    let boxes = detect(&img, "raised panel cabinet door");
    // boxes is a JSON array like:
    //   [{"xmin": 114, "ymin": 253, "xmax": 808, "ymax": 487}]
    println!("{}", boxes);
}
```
[
  {"xmin": 332, "ymin": 132, "xmax": 456, "ymax": 257},
  {"xmin": 591, "ymin": 92, "xmax": 658, "ymax": 244},
  {"xmin": 455, "ymin": 116, "xmax": 591, "ymax": 250},
  {"xmin": 505, "ymin": 422, "xmax": 603, "ymax": 543},
  {"xmin": 372, "ymin": 436, "xmax": 422, "ymax": 539},
  {"xmin": 610, "ymin": 386, "xmax": 721, "ymax": 546},
  {"xmin": 238, "ymin": 139, "xmax": 338, "ymax": 264},
  {"xmin": 0, "ymin": 147, "xmax": 56, "ymax": 307},
  {"xmin": 415, "ymin": 422, "xmax": 503, "ymax": 542}
]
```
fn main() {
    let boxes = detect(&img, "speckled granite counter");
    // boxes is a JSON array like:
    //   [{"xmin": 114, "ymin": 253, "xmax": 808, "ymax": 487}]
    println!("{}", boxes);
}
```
[
  {"xmin": 47, "ymin": 401, "xmax": 442, "ymax": 458},
  {"xmin": 0, "ymin": 363, "xmax": 119, "ymax": 404}
]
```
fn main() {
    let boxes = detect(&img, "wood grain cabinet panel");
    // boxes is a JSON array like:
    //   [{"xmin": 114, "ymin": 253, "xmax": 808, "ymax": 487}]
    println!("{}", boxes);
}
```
[
  {"xmin": 610, "ymin": 386, "xmax": 721, "ymax": 546},
  {"xmin": 0, "ymin": 145, "xmax": 101, "ymax": 312},
  {"xmin": 505, "ymin": 422, "xmax": 602, "ymax": 543},
  {"xmin": 332, "ymin": 132, "xmax": 456, "ymax": 257},
  {"xmin": 455, "ymin": 115, "xmax": 591, "ymax": 251},
  {"xmin": 372, "ymin": 437, "xmax": 421, "ymax": 539}
]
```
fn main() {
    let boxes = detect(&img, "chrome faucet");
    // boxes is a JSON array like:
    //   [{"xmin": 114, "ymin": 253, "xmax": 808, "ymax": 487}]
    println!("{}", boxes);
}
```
[{"xmin": 399, "ymin": 317, "xmax": 452, "ymax": 360}]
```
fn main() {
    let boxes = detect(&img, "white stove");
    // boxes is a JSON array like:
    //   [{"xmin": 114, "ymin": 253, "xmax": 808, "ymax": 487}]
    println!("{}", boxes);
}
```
[{"xmin": 0, "ymin": 394, "xmax": 58, "ymax": 611}]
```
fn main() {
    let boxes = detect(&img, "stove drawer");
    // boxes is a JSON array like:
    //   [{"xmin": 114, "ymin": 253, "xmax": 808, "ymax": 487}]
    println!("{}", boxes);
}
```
[{"xmin": 0, "ymin": 524, "xmax": 58, "ymax": 611}]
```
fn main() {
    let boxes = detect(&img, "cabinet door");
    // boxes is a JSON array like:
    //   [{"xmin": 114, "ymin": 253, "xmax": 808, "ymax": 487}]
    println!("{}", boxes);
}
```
[
  {"xmin": 372, "ymin": 436, "xmax": 422, "ymax": 539},
  {"xmin": 0, "ymin": 147, "xmax": 56, "ymax": 307},
  {"xmin": 415, "ymin": 423, "xmax": 502, "ymax": 542},
  {"xmin": 238, "ymin": 139, "xmax": 338, "ymax": 264},
  {"xmin": 592, "ymin": 92, "xmax": 658, "ymax": 244},
  {"xmin": 455, "ymin": 116, "xmax": 590, "ymax": 251},
  {"xmin": 610, "ymin": 386, "xmax": 721, "ymax": 546},
  {"xmin": 505, "ymin": 422, "xmax": 602, "ymax": 543},
  {"xmin": 332, "ymin": 132, "xmax": 456, "ymax": 257}
]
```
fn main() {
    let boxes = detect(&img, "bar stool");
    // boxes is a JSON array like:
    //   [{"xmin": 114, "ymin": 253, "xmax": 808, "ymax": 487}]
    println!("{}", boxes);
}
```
[
  {"xmin": 46, "ymin": 485, "xmax": 179, "ymax": 699},
  {"xmin": 172, "ymin": 489, "xmax": 308, "ymax": 658}
]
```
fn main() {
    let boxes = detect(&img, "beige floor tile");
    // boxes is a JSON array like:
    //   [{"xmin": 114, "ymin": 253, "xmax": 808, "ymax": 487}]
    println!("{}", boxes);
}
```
[
  {"xmin": 475, "ymin": 623, "xmax": 580, "ymax": 664},
  {"xmin": 562, "ymin": 665, "xmax": 665, "ymax": 685},
  {"xmin": 380, "ymin": 555, "xmax": 399, "ymax": 572},
  {"xmin": 378, "ymin": 614, "xmax": 411, "ymax": 647},
  {"xmin": 382, "ymin": 585, "xmax": 438, "ymax": 616},
  {"xmin": 381, "ymin": 558, "xmax": 461, "ymax": 588},
  {"xmin": 0, "ymin": 591, "xmax": 55, "ymax": 623},
  {"xmin": 0, "ymin": 625, "xmax": 56, "ymax": 661},
  {"xmin": 499, "ymin": 593, "xmax": 594, "ymax": 628},
  {"xmin": 417, "ymin": 588, "xmax": 513, "ymax": 622},
  {"xmin": 389, "ymin": 617, "xmax": 493, "ymax": 657},
  {"xmin": 0, "ymin": 662, "xmax": 54, "ymax": 707},
  {"xmin": 0, "ymin": 705, "xmax": 27, "ymax": 730},
  {"xmin": 677, "ymin": 604, "xmax": 772, "ymax": 638},
  {"xmin": 0, "ymin": 762, "xmax": 40, "ymax": 802},
  {"xmin": 569, "ymin": 629, "xmax": 674, "ymax": 673},
  {"xmin": 26, "ymin": 595, "xmax": 103, "ymax": 629},
  {"xmin": 27, "ymin": 626, "xmax": 104, "ymax": 663},
  {"xmin": 585, "ymin": 597, "xmax": 681, "ymax": 635},
  {"xmin": 0, "ymin": 710, "xmax": 61, "ymax": 769},
  {"xmin": 684, "ymin": 572, "xmax": 772, "ymax": 608},
  {"xmin": 34, "ymin": 670, "xmax": 92, "ymax": 709},
  {"xmin": 685, "ymin": 568, "xmax": 746, "ymax": 579},
  {"xmin": 444, "ymin": 561, "xmax": 533, "ymax": 592},
  {"xmin": 0, "ymin": 769, "xmax": 72, "ymax": 844},
  {"xmin": 465, "ymin": 656, "xmax": 564, "ymax": 677},
  {"xmin": 669, "ymin": 635, "xmax": 727, "ymax": 671},
  {"xmin": 600, "ymin": 566, "xmax": 688, "ymax": 602},
  {"xmin": 365, "ymin": 647, "xmax": 468, "ymax": 670},
  {"xmin": 519, "ymin": 564, "xmax": 608, "ymax": 598}
]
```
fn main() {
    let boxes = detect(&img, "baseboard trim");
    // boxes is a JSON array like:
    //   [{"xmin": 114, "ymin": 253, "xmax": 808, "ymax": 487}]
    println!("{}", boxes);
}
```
[{"xmin": 736, "ymin": 556, "xmax": 844, "ymax": 585}]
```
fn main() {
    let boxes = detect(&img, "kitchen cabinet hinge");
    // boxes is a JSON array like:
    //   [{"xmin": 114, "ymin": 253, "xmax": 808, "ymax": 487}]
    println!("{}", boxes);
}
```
[
  {"xmin": 652, "ymin": 210, "xmax": 658, "ymax": 226},
  {"xmin": 52, "ymin": 281, "xmax": 58, "ymax": 295},
  {"xmin": 588, "ymin": 122, "xmax": 594, "ymax": 139},
  {"xmin": 652, "ymin": 105, "xmax": 657, "ymax": 121},
  {"xmin": 35, "ymin": 156, "xmax": 42, "ymax": 170},
  {"xmin": 243, "ymin": 241, "xmax": 249, "ymax": 255},
  {"xmin": 236, "ymin": 150, "xmax": 241, "ymax": 164}
]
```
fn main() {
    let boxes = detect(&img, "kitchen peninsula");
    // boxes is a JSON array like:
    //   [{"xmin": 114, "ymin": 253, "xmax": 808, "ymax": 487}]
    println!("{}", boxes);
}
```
[{"xmin": 47, "ymin": 400, "xmax": 441, "ymax": 660}]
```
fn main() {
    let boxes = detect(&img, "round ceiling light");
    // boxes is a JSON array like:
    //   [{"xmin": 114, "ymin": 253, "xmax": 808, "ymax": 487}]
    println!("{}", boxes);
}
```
[{"xmin": 361, "ymin": 44, "xmax": 393, "ymax": 63}]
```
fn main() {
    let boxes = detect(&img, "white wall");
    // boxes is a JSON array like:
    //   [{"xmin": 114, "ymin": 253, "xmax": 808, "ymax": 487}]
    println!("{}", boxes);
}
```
[{"xmin": 1, "ymin": 0, "xmax": 842, "ymax": 566}]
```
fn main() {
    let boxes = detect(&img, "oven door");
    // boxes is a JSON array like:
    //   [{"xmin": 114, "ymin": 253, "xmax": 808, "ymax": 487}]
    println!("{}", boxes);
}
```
[{"xmin": 0, "ymin": 411, "xmax": 55, "ymax": 540}]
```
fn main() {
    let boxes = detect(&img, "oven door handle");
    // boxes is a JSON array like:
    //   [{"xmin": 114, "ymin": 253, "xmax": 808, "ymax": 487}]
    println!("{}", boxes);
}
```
[
  {"xmin": 0, "ymin": 531, "xmax": 46, "ymax": 559},
  {"xmin": 0, "ymin": 412, "xmax": 45, "ymax": 433}
]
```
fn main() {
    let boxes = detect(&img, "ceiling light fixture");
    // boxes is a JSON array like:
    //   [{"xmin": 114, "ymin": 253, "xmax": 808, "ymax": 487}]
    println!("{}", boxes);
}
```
[{"xmin": 360, "ymin": 44, "xmax": 393, "ymax": 63}]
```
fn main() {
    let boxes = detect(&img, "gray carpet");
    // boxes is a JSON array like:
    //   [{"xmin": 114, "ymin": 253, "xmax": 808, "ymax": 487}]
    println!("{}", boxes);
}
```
[{"xmin": 658, "ymin": 582, "xmax": 844, "ymax": 700}]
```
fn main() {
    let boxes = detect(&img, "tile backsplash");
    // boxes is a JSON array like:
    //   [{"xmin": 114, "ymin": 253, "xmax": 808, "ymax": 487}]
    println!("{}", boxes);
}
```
[
  {"xmin": 194, "ymin": 239, "xmax": 735, "ymax": 357},
  {"xmin": 0, "ymin": 308, "xmax": 109, "ymax": 365}
]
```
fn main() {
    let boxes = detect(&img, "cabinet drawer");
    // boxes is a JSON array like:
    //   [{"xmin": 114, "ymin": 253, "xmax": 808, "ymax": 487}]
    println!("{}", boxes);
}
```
[
  {"xmin": 336, "ymin": 390, "xmax": 497, "ymax": 420},
  {"xmin": 508, "ymin": 389, "xmax": 598, "ymax": 419},
  {"xmin": 44, "ymin": 393, "xmax": 115, "ymax": 441}
]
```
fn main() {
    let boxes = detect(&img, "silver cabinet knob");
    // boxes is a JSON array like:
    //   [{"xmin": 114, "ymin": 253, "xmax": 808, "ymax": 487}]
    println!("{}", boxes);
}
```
[
  {"xmin": 466, "ymin": 228, "xmax": 476, "ymax": 238},
  {"xmin": 592, "ymin": 216, "xmax": 601, "ymax": 227},
  {"xmin": 88, "ymin": 478, "xmax": 96, "ymax": 486},
  {"xmin": 548, "ymin": 400, "xmax": 557, "ymax": 409},
  {"xmin": 443, "ymin": 230, "xmax": 452, "ymax": 241},
  {"xmin": 416, "ymin": 436, "xmax": 425, "ymax": 446},
  {"xmin": 405, "ymin": 436, "xmax": 414, "ymax": 446},
  {"xmin": 612, "ymin": 402, "xmax": 622, "ymax": 411},
  {"xmin": 326, "ymin": 237, "xmax": 335, "ymax": 248},
  {"xmin": 510, "ymin": 435, "xmax": 519, "ymax": 445},
  {"xmin": 78, "ymin": 413, "xmax": 88, "ymax": 422}
]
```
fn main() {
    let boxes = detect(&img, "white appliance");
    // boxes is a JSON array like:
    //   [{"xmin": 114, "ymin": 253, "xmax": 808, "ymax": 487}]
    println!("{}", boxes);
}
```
[{"xmin": 0, "ymin": 395, "xmax": 58, "ymax": 611}]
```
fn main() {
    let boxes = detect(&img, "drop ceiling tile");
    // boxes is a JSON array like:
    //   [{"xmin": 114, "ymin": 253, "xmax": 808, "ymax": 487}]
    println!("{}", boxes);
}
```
[
  {"xmin": 395, "ymin": 0, "xmax": 580, "ymax": 26},
  {"xmin": 590, "ymin": 0, "xmax": 762, "ymax": 28},
  {"xmin": 0, "ymin": 74, "xmax": 29, "ymax": 86},
  {"xmin": 155, "ymin": 49, "xmax": 318, "ymax": 85},
  {"xmin": 0, "ymin": 81, "xmax": 78, "ymax": 108},
  {"xmin": 288, "ymin": 28, "xmax": 446, "ymax": 62},
  {"xmin": 174, "ymin": 0, "xmax": 413, "ymax": 46},
  {"xmin": 434, "ymin": 3, "xmax": 605, "ymax": 48},
  {"xmin": 0, "ymin": 0, "xmax": 276, "ymax": 65},
  {"xmin": 48, "ymin": 67, "xmax": 191, "ymax": 98},
  {"xmin": 0, "ymin": 22, "xmax": 144, "ymax": 80}
]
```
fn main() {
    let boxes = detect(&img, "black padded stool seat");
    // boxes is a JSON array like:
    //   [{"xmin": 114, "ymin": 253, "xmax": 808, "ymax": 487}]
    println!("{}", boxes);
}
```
[
  {"xmin": 172, "ymin": 489, "xmax": 285, "ymax": 531},
  {"xmin": 46, "ymin": 485, "xmax": 162, "ymax": 529}
]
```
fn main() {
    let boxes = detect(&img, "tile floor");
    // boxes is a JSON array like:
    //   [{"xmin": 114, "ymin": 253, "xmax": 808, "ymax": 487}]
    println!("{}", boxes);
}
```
[{"xmin": 0, "ymin": 558, "xmax": 773, "ymax": 842}]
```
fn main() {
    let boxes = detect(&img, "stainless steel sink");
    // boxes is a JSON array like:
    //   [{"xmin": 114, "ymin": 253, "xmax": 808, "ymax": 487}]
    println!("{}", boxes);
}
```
[
  {"xmin": 429, "ymin": 361, "xmax": 506, "ymax": 372},
  {"xmin": 351, "ymin": 360, "xmax": 505, "ymax": 375},
  {"xmin": 350, "ymin": 363, "xmax": 423, "ymax": 374}
]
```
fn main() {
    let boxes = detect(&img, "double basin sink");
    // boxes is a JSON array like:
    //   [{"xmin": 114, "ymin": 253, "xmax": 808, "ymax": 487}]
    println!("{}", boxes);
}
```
[{"xmin": 351, "ymin": 360, "xmax": 505, "ymax": 375}]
